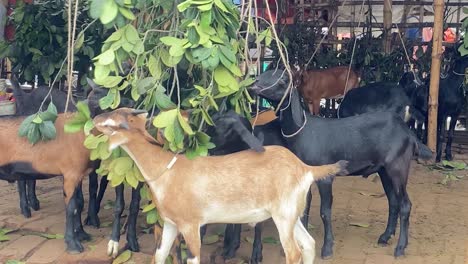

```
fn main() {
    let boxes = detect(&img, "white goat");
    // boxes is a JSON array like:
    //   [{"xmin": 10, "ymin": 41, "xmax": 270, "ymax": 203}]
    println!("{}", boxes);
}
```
[{"xmin": 93, "ymin": 108, "xmax": 348, "ymax": 264}]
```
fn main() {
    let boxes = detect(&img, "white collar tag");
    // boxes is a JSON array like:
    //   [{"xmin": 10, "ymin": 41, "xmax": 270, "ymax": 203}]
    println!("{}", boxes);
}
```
[{"xmin": 166, "ymin": 156, "xmax": 178, "ymax": 169}]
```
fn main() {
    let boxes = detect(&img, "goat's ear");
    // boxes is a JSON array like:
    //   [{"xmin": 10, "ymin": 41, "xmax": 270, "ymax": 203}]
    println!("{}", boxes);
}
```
[
  {"xmin": 130, "ymin": 109, "xmax": 148, "ymax": 120},
  {"xmin": 232, "ymin": 124, "xmax": 265, "ymax": 152},
  {"xmin": 108, "ymin": 132, "xmax": 128, "ymax": 151},
  {"xmin": 290, "ymin": 88, "xmax": 304, "ymax": 127}
]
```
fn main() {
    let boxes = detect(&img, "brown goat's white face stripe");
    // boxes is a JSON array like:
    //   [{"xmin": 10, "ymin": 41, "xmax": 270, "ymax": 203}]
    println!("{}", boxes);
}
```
[{"xmin": 98, "ymin": 118, "xmax": 118, "ymax": 128}]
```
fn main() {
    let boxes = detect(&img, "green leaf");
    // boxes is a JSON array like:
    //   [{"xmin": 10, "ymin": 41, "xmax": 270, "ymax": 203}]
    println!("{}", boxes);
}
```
[
  {"xmin": 97, "ymin": 49, "xmax": 115, "ymax": 65},
  {"xmin": 160, "ymin": 36, "xmax": 188, "ymax": 46},
  {"xmin": 146, "ymin": 209, "xmax": 159, "ymax": 224},
  {"xmin": 119, "ymin": 7, "xmax": 136, "ymax": 20},
  {"xmin": 136, "ymin": 77, "xmax": 156, "ymax": 94},
  {"xmin": 39, "ymin": 121, "xmax": 57, "ymax": 140},
  {"xmin": 214, "ymin": 0, "xmax": 228, "ymax": 12},
  {"xmin": 160, "ymin": 49, "xmax": 183, "ymax": 67},
  {"xmin": 18, "ymin": 115, "xmax": 35, "ymax": 137},
  {"xmin": 219, "ymin": 45, "xmax": 236, "ymax": 63},
  {"xmin": 100, "ymin": 0, "xmax": 119, "ymax": 24},
  {"xmin": 125, "ymin": 25, "xmax": 140, "ymax": 44},
  {"xmin": 177, "ymin": 0, "xmax": 193, "ymax": 12},
  {"xmin": 113, "ymin": 157, "xmax": 134, "ymax": 175},
  {"xmin": 32, "ymin": 115, "xmax": 43, "ymax": 124},
  {"xmin": 148, "ymin": 55, "xmax": 162, "ymax": 78},
  {"xmin": 94, "ymin": 65, "xmax": 111, "ymax": 81},
  {"xmin": 463, "ymin": 7, "xmax": 468, "ymax": 14},
  {"xmin": 142, "ymin": 203, "xmax": 156, "ymax": 213},
  {"xmin": 112, "ymin": 250, "xmax": 132, "ymax": 264},
  {"xmin": 262, "ymin": 237, "xmax": 279, "ymax": 244},
  {"xmin": 155, "ymin": 91, "xmax": 176, "ymax": 110},
  {"xmin": 153, "ymin": 109, "xmax": 178, "ymax": 128},
  {"xmin": 99, "ymin": 93, "xmax": 114, "ymax": 110},
  {"xmin": 0, "ymin": 234, "xmax": 9, "ymax": 242},
  {"xmin": 202, "ymin": 234, "xmax": 219, "ymax": 245},
  {"xmin": 178, "ymin": 112, "xmax": 194, "ymax": 135},
  {"xmin": 90, "ymin": 0, "xmax": 106, "ymax": 19},
  {"xmin": 349, "ymin": 222, "xmax": 370, "ymax": 228},
  {"xmin": 74, "ymin": 32, "xmax": 85, "ymax": 51},
  {"xmin": 192, "ymin": 47, "xmax": 211, "ymax": 62},
  {"xmin": 126, "ymin": 170, "xmax": 139, "ymax": 189},
  {"xmin": 169, "ymin": 45, "xmax": 185, "ymax": 57}
]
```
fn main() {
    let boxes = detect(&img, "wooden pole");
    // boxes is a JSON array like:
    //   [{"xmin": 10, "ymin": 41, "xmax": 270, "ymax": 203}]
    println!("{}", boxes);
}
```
[
  {"xmin": 383, "ymin": 0, "xmax": 392, "ymax": 54},
  {"xmin": 427, "ymin": 0, "xmax": 445, "ymax": 152}
]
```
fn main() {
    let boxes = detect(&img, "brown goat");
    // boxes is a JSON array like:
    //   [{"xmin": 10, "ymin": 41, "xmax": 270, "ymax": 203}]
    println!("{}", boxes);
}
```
[
  {"xmin": 294, "ymin": 66, "xmax": 360, "ymax": 115},
  {"xmin": 0, "ymin": 114, "xmax": 92, "ymax": 253},
  {"xmin": 93, "ymin": 108, "xmax": 348, "ymax": 264}
]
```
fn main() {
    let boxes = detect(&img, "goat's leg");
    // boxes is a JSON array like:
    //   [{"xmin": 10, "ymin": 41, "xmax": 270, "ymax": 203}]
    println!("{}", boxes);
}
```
[
  {"xmin": 85, "ymin": 170, "xmax": 100, "ymax": 228},
  {"xmin": 394, "ymin": 188, "xmax": 412, "ymax": 257},
  {"xmin": 293, "ymin": 219, "xmax": 315, "ymax": 264},
  {"xmin": 416, "ymin": 121, "xmax": 424, "ymax": 141},
  {"xmin": 222, "ymin": 224, "xmax": 241, "ymax": 259},
  {"xmin": 199, "ymin": 225, "xmax": 207, "ymax": 240},
  {"xmin": 154, "ymin": 222, "xmax": 179, "ymax": 264},
  {"xmin": 272, "ymin": 215, "xmax": 301, "ymax": 264},
  {"xmin": 26, "ymin": 180, "xmax": 40, "ymax": 211},
  {"xmin": 377, "ymin": 169, "xmax": 399, "ymax": 245},
  {"xmin": 312, "ymin": 100, "xmax": 321, "ymax": 116},
  {"xmin": 96, "ymin": 176, "xmax": 109, "ymax": 215},
  {"xmin": 300, "ymin": 188, "xmax": 312, "ymax": 227},
  {"xmin": 17, "ymin": 180, "xmax": 31, "ymax": 218},
  {"xmin": 64, "ymin": 182, "xmax": 84, "ymax": 254},
  {"xmin": 180, "ymin": 225, "xmax": 202, "ymax": 264},
  {"xmin": 436, "ymin": 115, "xmax": 447, "ymax": 162},
  {"xmin": 108, "ymin": 184, "xmax": 125, "ymax": 258},
  {"xmin": 445, "ymin": 115, "xmax": 458, "ymax": 161},
  {"xmin": 316, "ymin": 178, "xmax": 335, "ymax": 259},
  {"xmin": 74, "ymin": 182, "xmax": 91, "ymax": 241},
  {"xmin": 126, "ymin": 182, "xmax": 143, "ymax": 252},
  {"xmin": 250, "ymin": 223, "xmax": 263, "ymax": 264}
]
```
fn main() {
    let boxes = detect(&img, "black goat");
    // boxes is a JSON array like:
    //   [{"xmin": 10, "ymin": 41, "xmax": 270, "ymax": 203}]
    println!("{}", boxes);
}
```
[
  {"xmin": 9, "ymin": 75, "xmax": 77, "ymax": 218},
  {"xmin": 338, "ymin": 72, "xmax": 426, "ymax": 123},
  {"xmin": 249, "ymin": 69, "xmax": 432, "ymax": 258},
  {"xmin": 411, "ymin": 55, "xmax": 468, "ymax": 162}
]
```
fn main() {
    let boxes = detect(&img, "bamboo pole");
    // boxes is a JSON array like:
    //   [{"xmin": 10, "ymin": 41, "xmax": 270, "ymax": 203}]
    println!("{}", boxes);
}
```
[
  {"xmin": 383, "ymin": 0, "xmax": 392, "ymax": 54},
  {"xmin": 427, "ymin": 0, "xmax": 445, "ymax": 152}
]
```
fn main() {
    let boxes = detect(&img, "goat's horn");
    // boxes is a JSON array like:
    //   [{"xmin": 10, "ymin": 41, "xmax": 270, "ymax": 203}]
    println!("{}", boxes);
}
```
[
  {"xmin": 119, "ymin": 122, "xmax": 130, "ymax": 129},
  {"xmin": 130, "ymin": 109, "xmax": 148, "ymax": 115}
]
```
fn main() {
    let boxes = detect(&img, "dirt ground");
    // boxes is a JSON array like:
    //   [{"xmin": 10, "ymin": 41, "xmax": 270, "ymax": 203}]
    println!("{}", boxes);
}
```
[{"xmin": 0, "ymin": 159, "xmax": 467, "ymax": 264}]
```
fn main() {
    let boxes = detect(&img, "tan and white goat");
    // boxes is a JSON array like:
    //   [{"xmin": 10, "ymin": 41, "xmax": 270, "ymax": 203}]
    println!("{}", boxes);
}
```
[{"xmin": 93, "ymin": 108, "xmax": 348, "ymax": 264}]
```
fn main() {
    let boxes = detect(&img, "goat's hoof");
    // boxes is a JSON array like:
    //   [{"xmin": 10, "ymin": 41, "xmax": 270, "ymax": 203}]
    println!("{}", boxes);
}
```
[
  {"xmin": 84, "ymin": 216, "xmax": 100, "ymax": 228},
  {"xmin": 321, "ymin": 246, "xmax": 333, "ymax": 259},
  {"xmin": 66, "ymin": 240, "xmax": 84, "ymax": 254},
  {"xmin": 107, "ymin": 240, "xmax": 120, "ymax": 258},
  {"xmin": 446, "ymin": 154, "xmax": 454, "ymax": 161},
  {"xmin": 76, "ymin": 230, "xmax": 91, "ymax": 242},
  {"xmin": 250, "ymin": 250, "xmax": 263, "ymax": 263},
  {"xmin": 125, "ymin": 239, "xmax": 140, "ymax": 252},
  {"xmin": 21, "ymin": 209, "xmax": 32, "ymax": 218},
  {"xmin": 394, "ymin": 246, "xmax": 406, "ymax": 258},
  {"xmin": 29, "ymin": 199, "xmax": 40, "ymax": 211},
  {"xmin": 378, "ymin": 234, "xmax": 392, "ymax": 246}
]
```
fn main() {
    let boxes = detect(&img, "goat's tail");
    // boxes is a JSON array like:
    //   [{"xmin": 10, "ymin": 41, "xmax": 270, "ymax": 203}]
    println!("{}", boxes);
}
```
[
  {"xmin": 309, "ymin": 160, "xmax": 349, "ymax": 182},
  {"xmin": 415, "ymin": 140, "xmax": 433, "ymax": 160}
]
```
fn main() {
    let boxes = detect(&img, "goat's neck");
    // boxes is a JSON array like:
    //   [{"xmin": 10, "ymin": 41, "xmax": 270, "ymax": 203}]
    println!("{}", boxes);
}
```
[{"xmin": 120, "ymin": 134, "xmax": 177, "ymax": 183}]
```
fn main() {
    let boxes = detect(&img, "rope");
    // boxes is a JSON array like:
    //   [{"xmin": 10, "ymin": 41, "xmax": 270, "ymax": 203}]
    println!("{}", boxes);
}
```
[
  {"xmin": 304, "ymin": 0, "xmax": 349, "ymax": 69},
  {"xmin": 280, "ymin": 109, "xmax": 308, "ymax": 138},
  {"xmin": 344, "ymin": 0, "xmax": 366, "ymax": 95}
]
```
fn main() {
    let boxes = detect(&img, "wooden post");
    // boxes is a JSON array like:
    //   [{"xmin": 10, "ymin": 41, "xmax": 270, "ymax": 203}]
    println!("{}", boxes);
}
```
[
  {"xmin": 427, "ymin": 0, "xmax": 445, "ymax": 152},
  {"xmin": 383, "ymin": 0, "xmax": 392, "ymax": 54}
]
